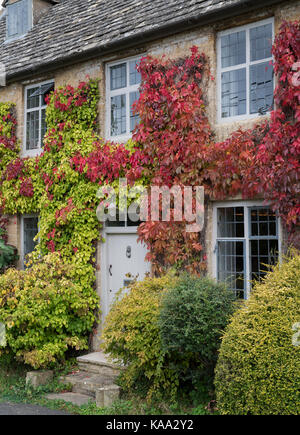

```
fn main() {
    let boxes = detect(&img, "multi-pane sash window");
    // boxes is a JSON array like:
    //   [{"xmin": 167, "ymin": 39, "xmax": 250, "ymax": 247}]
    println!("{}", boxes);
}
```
[
  {"xmin": 24, "ymin": 81, "xmax": 54, "ymax": 155},
  {"xmin": 107, "ymin": 58, "xmax": 141, "ymax": 140},
  {"xmin": 21, "ymin": 215, "xmax": 39, "ymax": 268},
  {"xmin": 214, "ymin": 203, "xmax": 279, "ymax": 299},
  {"xmin": 218, "ymin": 19, "xmax": 274, "ymax": 120}
]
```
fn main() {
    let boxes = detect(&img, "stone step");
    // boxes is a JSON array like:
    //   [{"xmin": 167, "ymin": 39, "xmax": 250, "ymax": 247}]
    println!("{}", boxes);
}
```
[
  {"xmin": 77, "ymin": 352, "xmax": 121, "ymax": 378},
  {"xmin": 46, "ymin": 392, "xmax": 94, "ymax": 407},
  {"xmin": 59, "ymin": 371, "xmax": 116, "ymax": 398}
]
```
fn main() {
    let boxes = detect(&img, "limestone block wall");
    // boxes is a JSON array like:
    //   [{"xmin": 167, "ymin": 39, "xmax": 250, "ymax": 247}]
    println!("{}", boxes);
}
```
[{"xmin": 0, "ymin": 0, "xmax": 298, "ymax": 327}]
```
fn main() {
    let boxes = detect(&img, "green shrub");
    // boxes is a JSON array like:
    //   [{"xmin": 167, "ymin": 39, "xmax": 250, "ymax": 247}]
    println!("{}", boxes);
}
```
[
  {"xmin": 0, "ymin": 253, "xmax": 98, "ymax": 369},
  {"xmin": 102, "ymin": 274, "xmax": 181, "ymax": 400},
  {"xmin": 215, "ymin": 254, "xmax": 300, "ymax": 415},
  {"xmin": 0, "ymin": 228, "xmax": 18, "ymax": 272},
  {"xmin": 159, "ymin": 275, "xmax": 236, "ymax": 386}
]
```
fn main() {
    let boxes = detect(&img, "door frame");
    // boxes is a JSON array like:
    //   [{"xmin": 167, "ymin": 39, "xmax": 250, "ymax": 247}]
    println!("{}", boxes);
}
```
[{"xmin": 100, "ymin": 225, "xmax": 140, "ymax": 324}]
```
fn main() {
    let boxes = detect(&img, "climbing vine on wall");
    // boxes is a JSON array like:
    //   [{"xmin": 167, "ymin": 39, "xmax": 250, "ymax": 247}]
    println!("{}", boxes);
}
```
[
  {"xmin": 0, "ymin": 83, "xmax": 100, "ymax": 363},
  {"xmin": 0, "ymin": 21, "xmax": 298, "ymax": 286}
]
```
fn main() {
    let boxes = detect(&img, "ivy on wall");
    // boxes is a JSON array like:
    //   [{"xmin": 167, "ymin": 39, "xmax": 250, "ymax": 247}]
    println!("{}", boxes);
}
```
[
  {"xmin": 0, "ymin": 83, "xmax": 101, "ymax": 352},
  {"xmin": 0, "ymin": 21, "xmax": 298, "ymax": 288}
]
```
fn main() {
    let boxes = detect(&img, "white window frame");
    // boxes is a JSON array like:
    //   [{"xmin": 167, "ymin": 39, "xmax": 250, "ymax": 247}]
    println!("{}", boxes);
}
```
[
  {"xmin": 212, "ymin": 200, "xmax": 282, "ymax": 299},
  {"xmin": 105, "ymin": 55, "xmax": 143, "ymax": 142},
  {"xmin": 20, "ymin": 214, "xmax": 39, "ymax": 269},
  {"xmin": 23, "ymin": 79, "xmax": 54, "ymax": 157},
  {"xmin": 217, "ymin": 17, "xmax": 275, "ymax": 124}
]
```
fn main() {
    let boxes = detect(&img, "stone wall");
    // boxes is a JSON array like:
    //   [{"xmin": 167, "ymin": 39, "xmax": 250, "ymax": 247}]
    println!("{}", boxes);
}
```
[{"xmin": 0, "ymin": 0, "xmax": 299, "ymax": 337}]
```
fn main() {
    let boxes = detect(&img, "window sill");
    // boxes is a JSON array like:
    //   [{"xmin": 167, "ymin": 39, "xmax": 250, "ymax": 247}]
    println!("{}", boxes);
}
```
[
  {"xmin": 106, "ymin": 134, "xmax": 134, "ymax": 144},
  {"xmin": 217, "ymin": 111, "xmax": 271, "ymax": 125},
  {"xmin": 21, "ymin": 148, "xmax": 43, "ymax": 158}
]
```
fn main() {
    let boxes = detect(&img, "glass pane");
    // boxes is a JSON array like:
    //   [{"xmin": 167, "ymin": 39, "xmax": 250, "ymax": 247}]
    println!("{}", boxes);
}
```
[
  {"xmin": 26, "ymin": 110, "xmax": 40, "ymax": 150},
  {"xmin": 110, "ymin": 63, "xmax": 126, "ymax": 90},
  {"xmin": 7, "ymin": 5, "xmax": 18, "ymax": 37},
  {"xmin": 130, "ymin": 91, "xmax": 140, "ymax": 132},
  {"xmin": 250, "ymin": 208, "xmax": 277, "ymax": 237},
  {"xmin": 250, "ymin": 23, "xmax": 273, "ymax": 61},
  {"xmin": 250, "ymin": 61, "xmax": 273, "ymax": 114},
  {"xmin": 27, "ymin": 87, "xmax": 40, "ymax": 109},
  {"xmin": 41, "ymin": 109, "xmax": 47, "ymax": 146},
  {"xmin": 217, "ymin": 240, "xmax": 245, "ymax": 298},
  {"xmin": 221, "ymin": 68, "xmax": 246, "ymax": 118},
  {"xmin": 217, "ymin": 207, "xmax": 244, "ymax": 238},
  {"xmin": 129, "ymin": 60, "xmax": 141, "ymax": 85},
  {"xmin": 250, "ymin": 239, "xmax": 278, "ymax": 282},
  {"xmin": 7, "ymin": 1, "xmax": 24, "ymax": 38},
  {"xmin": 111, "ymin": 95, "xmax": 126, "ymax": 136},
  {"xmin": 23, "ymin": 217, "xmax": 39, "ymax": 265},
  {"xmin": 221, "ymin": 31, "xmax": 246, "ymax": 68},
  {"xmin": 41, "ymin": 83, "xmax": 54, "ymax": 106}
]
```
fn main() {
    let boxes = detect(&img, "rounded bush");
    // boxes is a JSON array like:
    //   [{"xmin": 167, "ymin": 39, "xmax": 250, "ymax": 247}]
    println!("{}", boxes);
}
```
[
  {"xmin": 102, "ymin": 274, "xmax": 180, "ymax": 400},
  {"xmin": 159, "ymin": 274, "xmax": 236, "ymax": 384},
  {"xmin": 0, "ymin": 253, "xmax": 98, "ymax": 368},
  {"xmin": 215, "ymin": 254, "xmax": 300, "ymax": 415}
]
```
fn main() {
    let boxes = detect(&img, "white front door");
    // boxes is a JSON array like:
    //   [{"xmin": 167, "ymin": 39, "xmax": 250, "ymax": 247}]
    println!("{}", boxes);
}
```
[{"xmin": 101, "ymin": 228, "xmax": 151, "ymax": 321}]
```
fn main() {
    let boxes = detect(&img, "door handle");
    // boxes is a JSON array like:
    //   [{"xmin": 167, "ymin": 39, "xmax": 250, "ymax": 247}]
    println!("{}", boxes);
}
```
[{"xmin": 109, "ymin": 265, "xmax": 112, "ymax": 276}]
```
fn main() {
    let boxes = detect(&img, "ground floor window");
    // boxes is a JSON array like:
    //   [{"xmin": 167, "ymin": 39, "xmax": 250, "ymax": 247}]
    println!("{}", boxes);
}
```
[
  {"xmin": 21, "ymin": 215, "xmax": 39, "ymax": 268},
  {"xmin": 213, "ymin": 202, "xmax": 280, "ymax": 299}
]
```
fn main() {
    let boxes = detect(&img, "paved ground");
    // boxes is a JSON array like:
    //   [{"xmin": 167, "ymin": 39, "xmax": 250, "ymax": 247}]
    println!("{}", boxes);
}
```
[{"xmin": 0, "ymin": 402, "xmax": 70, "ymax": 415}]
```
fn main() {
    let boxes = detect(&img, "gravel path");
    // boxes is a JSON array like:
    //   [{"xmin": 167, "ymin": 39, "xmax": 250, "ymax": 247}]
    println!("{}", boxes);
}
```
[{"xmin": 0, "ymin": 402, "xmax": 70, "ymax": 415}]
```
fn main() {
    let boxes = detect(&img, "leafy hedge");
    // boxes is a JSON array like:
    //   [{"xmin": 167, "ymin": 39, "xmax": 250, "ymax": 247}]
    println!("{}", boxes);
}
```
[
  {"xmin": 159, "ymin": 274, "xmax": 236, "ymax": 385},
  {"xmin": 0, "ymin": 254, "xmax": 98, "ymax": 368},
  {"xmin": 215, "ymin": 254, "xmax": 300, "ymax": 415},
  {"xmin": 102, "ymin": 273, "xmax": 236, "ymax": 400},
  {"xmin": 102, "ymin": 274, "xmax": 180, "ymax": 400}
]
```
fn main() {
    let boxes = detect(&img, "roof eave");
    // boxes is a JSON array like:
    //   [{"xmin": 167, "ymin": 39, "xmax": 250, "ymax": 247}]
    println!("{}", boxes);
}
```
[{"xmin": 5, "ymin": 0, "xmax": 284, "ymax": 84}]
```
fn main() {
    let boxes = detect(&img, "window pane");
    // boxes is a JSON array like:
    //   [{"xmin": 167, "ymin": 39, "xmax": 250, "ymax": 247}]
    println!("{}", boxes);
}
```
[
  {"xmin": 111, "ymin": 95, "xmax": 126, "ymax": 136},
  {"xmin": 250, "ymin": 61, "xmax": 273, "ymax": 114},
  {"xmin": 23, "ymin": 217, "xmax": 39, "ymax": 265},
  {"xmin": 250, "ymin": 239, "xmax": 278, "ymax": 282},
  {"xmin": 130, "ymin": 91, "xmax": 140, "ymax": 132},
  {"xmin": 217, "ymin": 240, "xmax": 245, "ymax": 298},
  {"xmin": 7, "ymin": 1, "xmax": 27, "ymax": 38},
  {"xmin": 41, "ymin": 83, "xmax": 54, "ymax": 106},
  {"xmin": 250, "ymin": 207, "xmax": 277, "ymax": 237},
  {"xmin": 110, "ymin": 63, "xmax": 126, "ymax": 90},
  {"xmin": 217, "ymin": 207, "xmax": 244, "ymax": 238},
  {"xmin": 26, "ymin": 110, "xmax": 40, "ymax": 150},
  {"xmin": 221, "ymin": 68, "xmax": 246, "ymax": 118},
  {"xmin": 41, "ymin": 109, "xmax": 47, "ymax": 146},
  {"xmin": 221, "ymin": 31, "xmax": 246, "ymax": 68},
  {"xmin": 250, "ymin": 23, "xmax": 273, "ymax": 62},
  {"xmin": 129, "ymin": 60, "xmax": 141, "ymax": 85},
  {"xmin": 27, "ymin": 87, "xmax": 40, "ymax": 109},
  {"xmin": 7, "ymin": 4, "xmax": 18, "ymax": 37},
  {"xmin": 105, "ymin": 209, "xmax": 126, "ymax": 227}
]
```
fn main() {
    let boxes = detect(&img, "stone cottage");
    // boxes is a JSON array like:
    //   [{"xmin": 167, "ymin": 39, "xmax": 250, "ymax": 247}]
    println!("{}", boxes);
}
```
[{"xmin": 0, "ymin": 0, "xmax": 299, "ymax": 349}]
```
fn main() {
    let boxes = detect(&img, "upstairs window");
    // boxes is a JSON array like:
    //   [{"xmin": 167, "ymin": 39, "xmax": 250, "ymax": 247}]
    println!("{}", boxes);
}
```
[
  {"xmin": 24, "ymin": 80, "xmax": 54, "ymax": 156},
  {"xmin": 6, "ymin": 0, "xmax": 32, "ymax": 41},
  {"xmin": 106, "ymin": 57, "xmax": 141, "ymax": 141},
  {"xmin": 218, "ymin": 18, "xmax": 274, "ymax": 121}
]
